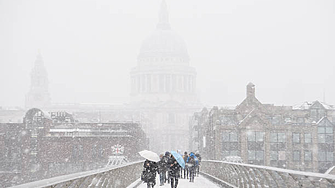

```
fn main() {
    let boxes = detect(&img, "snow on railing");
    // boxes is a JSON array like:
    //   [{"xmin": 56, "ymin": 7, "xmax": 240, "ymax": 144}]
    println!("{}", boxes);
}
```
[
  {"xmin": 10, "ymin": 161, "xmax": 144, "ymax": 188},
  {"xmin": 201, "ymin": 160, "xmax": 335, "ymax": 188}
]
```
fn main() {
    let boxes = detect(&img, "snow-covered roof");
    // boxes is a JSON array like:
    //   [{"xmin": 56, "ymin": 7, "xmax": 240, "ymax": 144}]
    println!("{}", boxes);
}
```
[
  {"xmin": 40, "ymin": 110, "xmax": 52, "ymax": 120},
  {"xmin": 320, "ymin": 102, "xmax": 335, "ymax": 110},
  {"xmin": 293, "ymin": 101, "xmax": 335, "ymax": 110},
  {"xmin": 49, "ymin": 128, "xmax": 128, "ymax": 133}
]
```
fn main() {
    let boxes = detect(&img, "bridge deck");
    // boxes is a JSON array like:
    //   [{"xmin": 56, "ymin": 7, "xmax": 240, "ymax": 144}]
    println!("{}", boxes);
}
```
[{"xmin": 128, "ymin": 175, "xmax": 220, "ymax": 188}]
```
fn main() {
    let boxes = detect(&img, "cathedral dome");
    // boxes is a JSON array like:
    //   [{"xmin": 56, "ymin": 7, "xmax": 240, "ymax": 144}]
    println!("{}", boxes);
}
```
[
  {"xmin": 139, "ymin": 29, "xmax": 189, "ymax": 60},
  {"xmin": 137, "ymin": 0, "xmax": 189, "ymax": 64}
]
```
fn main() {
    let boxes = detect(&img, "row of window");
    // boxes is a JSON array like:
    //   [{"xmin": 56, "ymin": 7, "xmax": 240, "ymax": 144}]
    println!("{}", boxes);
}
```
[
  {"xmin": 222, "ymin": 131, "xmax": 335, "ymax": 162},
  {"xmin": 245, "ymin": 150, "xmax": 334, "ymax": 162},
  {"xmin": 223, "ymin": 132, "xmax": 332, "ymax": 144}
]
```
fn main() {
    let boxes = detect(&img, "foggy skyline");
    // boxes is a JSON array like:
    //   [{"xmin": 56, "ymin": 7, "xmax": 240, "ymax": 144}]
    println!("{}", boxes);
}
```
[{"xmin": 1, "ymin": 0, "xmax": 335, "ymax": 108}]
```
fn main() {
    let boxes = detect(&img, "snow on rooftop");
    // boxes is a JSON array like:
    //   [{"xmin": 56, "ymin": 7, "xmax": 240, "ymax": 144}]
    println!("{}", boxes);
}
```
[{"xmin": 293, "ymin": 101, "xmax": 335, "ymax": 110}]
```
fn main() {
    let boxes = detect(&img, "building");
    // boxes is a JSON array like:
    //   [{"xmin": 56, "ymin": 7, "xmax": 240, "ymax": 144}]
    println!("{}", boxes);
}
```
[
  {"xmin": 0, "ymin": 108, "xmax": 147, "ymax": 187},
  {"xmin": 25, "ymin": 52, "xmax": 51, "ymax": 110},
  {"xmin": 190, "ymin": 83, "xmax": 335, "ymax": 173},
  {"xmin": 19, "ymin": 1, "xmax": 201, "ymax": 154},
  {"xmin": 129, "ymin": 0, "xmax": 201, "ymax": 153}
]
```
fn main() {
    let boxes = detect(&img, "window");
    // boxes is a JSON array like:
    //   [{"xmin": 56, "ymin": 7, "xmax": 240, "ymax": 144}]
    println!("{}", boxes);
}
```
[
  {"xmin": 319, "ymin": 110, "xmax": 325, "ymax": 118},
  {"xmin": 327, "ymin": 152, "xmax": 334, "ymax": 161},
  {"xmin": 304, "ymin": 150, "xmax": 312, "ymax": 161},
  {"xmin": 256, "ymin": 151, "xmax": 264, "ymax": 160},
  {"xmin": 247, "ymin": 131, "xmax": 264, "ymax": 165},
  {"xmin": 293, "ymin": 151, "xmax": 300, "ymax": 161},
  {"xmin": 318, "ymin": 120, "xmax": 334, "ymax": 144},
  {"xmin": 222, "ymin": 132, "xmax": 239, "ymax": 158},
  {"xmin": 304, "ymin": 133, "xmax": 312, "ymax": 144},
  {"xmin": 247, "ymin": 131, "xmax": 264, "ymax": 142},
  {"xmin": 248, "ymin": 150, "xmax": 255, "ymax": 160},
  {"xmin": 318, "ymin": 152, "xmax": 326, "ymax": 162},
  {"xmin": 256, "ymin": 132, "xmax": 264, "ymax": 142},
  {"xmin": 318, "ymin": 134, "xmax": 325, "ymax": 143},
  {"xmin": 293, "ymin": 133, "xmax": 300, "ymax": 143},
  {"xmin": 272, "ymin": 116, "xmax": 281, "ymax": 125},
  {"xmin": 311, "ymin": 109, "xmax": 317, "ymax": 118},
  {"xmin": 248, "ymin": 151, "xmax": 264, "ymax": 161},
  {"xmin": 230, "ymin": 132, "xmax": 238, "ymax": 142},
  {"xmin": 247, "ymin": 132, "xmax": 256, "ymax": 142},
  {"xmin": 318, "ymin": 152, "xmax": 333, "ymax": 162},
  {"xmin": 271, "ymin": 151, "xmax": 278, "ymax": 160},
  {"xmin": 270, "ymin": 132, "xmax": 286, "ymax": 167},
  {"xmin": 222, "ymin": 132, "xmax": 238, "ymax": 142}
]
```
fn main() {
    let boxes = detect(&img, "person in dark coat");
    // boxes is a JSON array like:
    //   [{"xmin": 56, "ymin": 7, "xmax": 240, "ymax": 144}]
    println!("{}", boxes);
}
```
[
  {"xmin": 142, "ymin": 159, "xmax": 158, "ymax": 188},
  {"xmin": 195, "ymin": 153, "xmax": 201, "ymax": 176},
  {"xmin": 163, "ymin": 151, "xmax": 171, "ymax": 183},
  {"xmin": 168, "ymin": 155, "xmax": 181, "ymax": 188},
  {"xmin": 182, "ymin": 152, "xmax": 189, "ymax": 179},
  {"xmin": 157, "ymin": 154, "xmax": 166, "ymax": 186},
  {"xmin": 186, "ymin": 152, "xmax": 198, "ymax": 182}
]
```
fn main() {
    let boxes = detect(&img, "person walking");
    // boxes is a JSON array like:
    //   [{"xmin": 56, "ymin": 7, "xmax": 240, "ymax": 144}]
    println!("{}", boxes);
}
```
[
  {"xmin": 186, "ymin": 152, "xmax": 198, "ymax": 182},
  {"xmin": 163, "ymin": 151, "xmax": 171, "ymax": 183},
  {"xmin": 195, "ymin": 152, "xmax": 201, "ymax": 176},
  {"xmin": 182, "ymin": 152, "xmax": 189, "ymax": 179},
  {"xmin": 168, "ymin": 155, "xmax": 181, "ymax": 188},
  {"xmin": 142, "ymin": 159, "xmax": 158, "ymax": 188},
  {"xmin": 158, "ymin": 154, "xmax": 167, "ymax": 186}
]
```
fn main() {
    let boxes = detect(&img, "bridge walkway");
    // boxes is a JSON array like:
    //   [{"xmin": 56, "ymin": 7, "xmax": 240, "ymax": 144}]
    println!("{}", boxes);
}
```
[{"xmin": 128, "ymin": 174, "xmax": 220, "ymax": 188}]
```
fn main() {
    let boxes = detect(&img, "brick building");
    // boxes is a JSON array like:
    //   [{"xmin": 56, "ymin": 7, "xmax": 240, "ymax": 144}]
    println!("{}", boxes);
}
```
[
  {"xmin": 0, "ymin": 108, "xmax": 147, "ymax": 187},
  {"xmin": 190, "ymin": 83, "xmax": 335, "ymax": 173}
]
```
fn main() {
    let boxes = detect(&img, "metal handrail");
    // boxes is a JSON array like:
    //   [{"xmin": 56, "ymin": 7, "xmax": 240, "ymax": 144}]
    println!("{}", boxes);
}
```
[
  {"xmin": 10, "ymin": 160, "xmax": 335, "ymax": 188},
  {"xmin": 201, "ymin": 160, "xmax": 335, "ymax": 188},
  {"xmin": 10, "ymin": 161, "xmax": 144, "ymax": 188}
]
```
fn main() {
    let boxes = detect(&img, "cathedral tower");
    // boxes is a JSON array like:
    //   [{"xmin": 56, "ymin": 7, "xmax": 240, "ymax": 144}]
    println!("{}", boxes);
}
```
[{"xmin": 25, "ymin": 52, "xmax": 51, "ymax": 109}]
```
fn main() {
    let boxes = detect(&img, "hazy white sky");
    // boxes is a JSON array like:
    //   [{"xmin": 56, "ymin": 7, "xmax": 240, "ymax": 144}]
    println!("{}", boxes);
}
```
[{"xmin": 0, "ymin": 0, "xmax": 334, "ymax": 108}]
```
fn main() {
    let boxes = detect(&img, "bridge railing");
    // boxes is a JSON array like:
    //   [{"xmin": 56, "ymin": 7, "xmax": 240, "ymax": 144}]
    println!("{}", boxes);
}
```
[
  {"xmin": 11, "ymin": 161, "xmax": 144, "ymax": 188},
  {"xmin": 201, "ymin": 160, "xmax": 335, "ymax": 188}
]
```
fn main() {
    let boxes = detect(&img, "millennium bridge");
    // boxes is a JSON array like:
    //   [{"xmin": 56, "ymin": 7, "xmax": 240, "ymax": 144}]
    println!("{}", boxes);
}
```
[{"xmin": 10, "ymin": 160, "xmax": 335, "ymax": 188}]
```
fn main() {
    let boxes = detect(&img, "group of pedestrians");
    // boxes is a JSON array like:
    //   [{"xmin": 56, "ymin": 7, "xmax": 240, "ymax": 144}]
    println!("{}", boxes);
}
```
[
  {"xmin": 141, "ymin": 150, "xmax": 201, "ymax": 188},
  {"xmin": 182, "ymin": 151, "xmax": 201, "ymax": 182}
]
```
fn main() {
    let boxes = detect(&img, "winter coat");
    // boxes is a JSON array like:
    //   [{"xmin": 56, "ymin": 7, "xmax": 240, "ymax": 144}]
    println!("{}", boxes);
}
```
[
  {"xmin": 183, "ymin": 154, "xmax": 188, "ymax": 163},
  {"xmin": 168, "ymin": 158, "xmax": 181, "ymax": 178},
  {"xmin": 159, "ymin": 155, "xmax": 169, "ymax": 172},
  {"xmin": 186, "ymin": 153, "xmax": 199, "ymax": 169},
  {"xmin": 195, "ymin": 153, "xmax": 201, "ymax": 164},
  {"xmin": 142, "ymin": 160, "xmax": 158, "ymax": 183}
]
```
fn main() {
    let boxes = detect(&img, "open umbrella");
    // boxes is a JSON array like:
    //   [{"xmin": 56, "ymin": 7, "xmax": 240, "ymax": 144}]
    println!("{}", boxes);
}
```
[
  {"xmin": 171, "ymin": 151, "xmax": 185, "ymax": 169},
  {"xmin": 138, "ymin": 150, "xmax": 160, "ymax": 162}
]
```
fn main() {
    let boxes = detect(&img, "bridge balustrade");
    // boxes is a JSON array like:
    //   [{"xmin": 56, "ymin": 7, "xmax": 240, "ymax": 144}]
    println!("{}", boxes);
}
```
[
  {"xmin": 201, "ymin": 160, "xmax": 335, "ymax": 188},
  {"xmin": 10, "ymin": 160, "xmax": 335, "ymax": 188},
  {"xmin": 11, "ymin": 161, "xmax": 143, "ymax": 188}
]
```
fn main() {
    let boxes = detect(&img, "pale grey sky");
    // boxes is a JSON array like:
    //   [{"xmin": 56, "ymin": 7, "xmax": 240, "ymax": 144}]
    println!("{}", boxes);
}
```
[{"xmin": 0, "ymin": 0, "xmax": 334, "ymax": 108}]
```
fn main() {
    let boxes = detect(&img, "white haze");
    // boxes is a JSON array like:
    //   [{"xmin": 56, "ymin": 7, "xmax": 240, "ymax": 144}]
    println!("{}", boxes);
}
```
[{"xmin": 0, "ymin": 0, "xmax": 334, "ymax": 108}]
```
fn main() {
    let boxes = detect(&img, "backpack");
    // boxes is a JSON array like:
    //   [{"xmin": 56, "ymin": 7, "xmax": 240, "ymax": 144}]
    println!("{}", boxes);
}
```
[
  {"xmin": 141, "ymin": 170, "xmax": 152, "ymax": 182},
  {"xmin": 189, "ymin": 156, "xmax": 195, "ymax": 165}
]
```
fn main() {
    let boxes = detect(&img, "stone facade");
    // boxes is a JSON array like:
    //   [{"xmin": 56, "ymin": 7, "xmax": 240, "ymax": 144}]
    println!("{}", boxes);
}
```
[{"xmin": 190, "ymin": 83, "xmax": 335, "ymax": 173}]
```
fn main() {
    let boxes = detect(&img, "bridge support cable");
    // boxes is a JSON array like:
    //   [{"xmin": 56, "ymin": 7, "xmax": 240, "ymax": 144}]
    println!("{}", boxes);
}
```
[
  {"xmin": 269, "ymin": 170, "xmax": 290, "ymax": 188},
  {"xmin": 245, "ymin": 167, "xmax": 260, "ymax": 187},
  {"xmin": 241, "ymin": 166, "xmax": 255, "ymax": 187},
  {"xmin": 252, "ymin": 168, "xmax": 267, "ymax": 188},
  {"xmin": 227, "ymin": 165, "xmax": 239, "ymax": 185}
]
